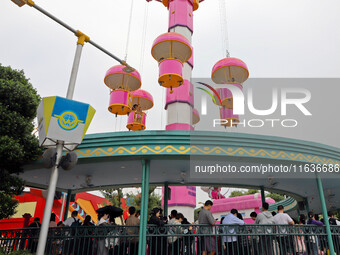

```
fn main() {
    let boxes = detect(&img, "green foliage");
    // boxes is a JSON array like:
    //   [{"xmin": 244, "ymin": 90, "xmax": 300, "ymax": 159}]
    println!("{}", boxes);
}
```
[
  {"xmin": 101, "ymin": 187, "xmax": 162, "ymax": 216},
  {"xmin": 229, "ymin": 190, "xmax": 246, "ymax": 197},
  {"xmin": 125, "ymin": 189, "xmax": 162, "ymax": 215},
  {"xmin": 0, "ymin": 64, "xmax": 42, "ymax": 220},
  {"xmin": 0, "ymin": 249, "xmax": 33, "ymax": 255},
  {"xmin": 12, "ymin": 251, "xmax": 34, "ymax": 255},
  {"xmin": 194, "ymin": 207, "xmax": 202, "ymax": 222},
  {"xmin": 266, "ymin": 193, "xmax": 285, "ymax": 202},
  {"xmin": 12, "ymin": 251, "xmax": 33, "ymax": 255},
  {"xmin": 101, "ymin": 188, "xmax": 123, "ymax": 207},
  {"xmin": 247, "ymin": 189, "xmax": 259, "ymax": 195},
  {"xmin": 228, "ymin": 189, "xmax": 285, "ymax": 202},
  {"xmin": 0, "ymin": 170, "xmax": 25, "ymax": 219},
  {"xmin": 229, "ymin": 189, "xmax": 259, "ymax": 197}
]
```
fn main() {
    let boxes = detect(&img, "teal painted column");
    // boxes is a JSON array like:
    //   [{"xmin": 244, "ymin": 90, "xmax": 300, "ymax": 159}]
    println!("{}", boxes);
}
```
[
  {"xmin": 63, "ymin": 189, "xmax": 72, "ymax": 221},
  {"xmin": 316, "ymin": 174, "xmax": 335, "ymax": 255},
  {"xmin": 305, "ymin": 198, "xmax": 310, "ymax": 214},
  {"xmin": 138, "ymin": 159, "xmax": 150, "ymax": 255},
  {"xmin": 260, "ymin": 186, "xmax": 266, "ymax": 205},
  {"xmin": 164, "ymin": 182, "xmax": 169, "ymax": 219}
]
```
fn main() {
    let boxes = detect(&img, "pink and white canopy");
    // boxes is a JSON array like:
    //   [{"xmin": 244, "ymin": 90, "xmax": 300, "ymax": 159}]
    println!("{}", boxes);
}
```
[
  {"xmin": 211, "ymin": 57, "xmax": 249, "ymax": 84},
  {"xmin": 151, "ymin": 32, "xmax": 192, "ymax": 63},
  {"xmin": 104, "ymin": 65, "xmax": 141, "ymax": 91},
  {"xmin": 130, "ymin": 89, "xmax": 154, "ymax": 111}
]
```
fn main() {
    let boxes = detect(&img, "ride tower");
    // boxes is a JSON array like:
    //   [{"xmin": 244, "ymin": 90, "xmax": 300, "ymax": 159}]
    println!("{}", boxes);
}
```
[{"xmin": 149, "ymin": 0, "xmax": 203, "ymax": 222}]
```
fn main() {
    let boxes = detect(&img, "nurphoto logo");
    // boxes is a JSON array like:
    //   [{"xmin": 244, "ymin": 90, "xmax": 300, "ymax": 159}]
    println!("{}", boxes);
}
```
[{"xmin": 198, "ymin": 82, "xmax": 312, "ymax": 128}]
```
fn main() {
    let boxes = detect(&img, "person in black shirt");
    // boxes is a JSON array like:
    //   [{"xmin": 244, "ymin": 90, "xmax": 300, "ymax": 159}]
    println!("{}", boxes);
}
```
[
  {"xmin": 27, "ymin": 217, "xmax": 41, "ymax": 253},
  {"xmin": 148, "ymin": 208, "xmax": 165, "ymax": 255}
]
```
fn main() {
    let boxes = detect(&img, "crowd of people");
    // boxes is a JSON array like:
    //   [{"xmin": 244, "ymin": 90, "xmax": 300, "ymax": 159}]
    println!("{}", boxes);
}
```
[
  {"xmin": 21, "ymin": 200, "xmax": 340, "ymax": 255},
  {"xmin": 195, "ymin": 200, "xmax": 340, "ymax": 255}
]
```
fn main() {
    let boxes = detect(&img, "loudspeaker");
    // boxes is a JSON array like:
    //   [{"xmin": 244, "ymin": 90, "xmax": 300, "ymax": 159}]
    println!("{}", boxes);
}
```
[
  {"xmin": 42, "ymin": 148, "xmax": 57, "ymax": 168},
  {"xmin": 59, "ymin": 151, "xmax": 78, "ymax": 171}
]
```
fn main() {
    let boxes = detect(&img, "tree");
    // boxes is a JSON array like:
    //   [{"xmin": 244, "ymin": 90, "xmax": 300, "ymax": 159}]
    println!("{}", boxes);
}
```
[
  {"xmin": 194, "ymin": 207, "xmax": 202, "ymax": 222},
  {"xmin": 266, "ymin": 193, "xmax": 285, "ymax": 202},
  {"xmin": 101, "ymin": 188, "xmax": 123, "ymax": 207},
  {"xmin": 247, "ymin": 189, "xmax": 259, "ymax": 195},
  {"xmin": 229, "ymin": 190, "xmax": 246, "ymax": 197},
  {"xmin": 125, "ymin": 187, "xmax": 162, "ymax": 215},
  {"xmin": 228, "ymin": 189, "xmax": 285, "ymax": 202},
  {"xmin": 0, "ymin": 64, "xmax": 42, "ymax": 220},
  {"xmin": 101, "ymin": 186, "xmax": 162, "ymax": 216}
]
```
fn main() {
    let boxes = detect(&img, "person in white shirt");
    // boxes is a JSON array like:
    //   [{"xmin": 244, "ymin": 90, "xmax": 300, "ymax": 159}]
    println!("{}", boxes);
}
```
[
  {"xmin": 168, "ymin": 209, "xmax": 178, "ymax": 225},
  {"xmin": 97, "ymin": 212, "xmax": 110, "ymax": 255},
  {"xmin": 254, "ymin": 202, "xmax": 275, "ymax": 255},
  {"xmin": 273, "ymin": 205, "xmax": 294, "ymax": 254},
  {"xmin": 63, "ymin": 211, "xmax": 81, "ymax": 226},
  {"xmin": 63, "ymin": 210, "xmax": 82, "ymax": 255},
  {"xmin": 222, "ymin": 209, "xmax": 245, "ymax": 254}
]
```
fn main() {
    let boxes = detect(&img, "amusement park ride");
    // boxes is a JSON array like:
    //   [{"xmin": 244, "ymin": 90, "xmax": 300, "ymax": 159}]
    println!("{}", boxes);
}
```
[
  {"xmin": 100, "ymin": 0, "xmax": 250, "ymax": 222},
  {"xmin": 7, "ymin": 0, "xmax": 340, "ymax": 255}
]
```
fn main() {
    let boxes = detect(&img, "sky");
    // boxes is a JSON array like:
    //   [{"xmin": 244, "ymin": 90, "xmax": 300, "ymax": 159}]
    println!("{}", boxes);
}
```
[{"xmin": 1, "ymin": 0, "xmax": 340, "ymax": 206}]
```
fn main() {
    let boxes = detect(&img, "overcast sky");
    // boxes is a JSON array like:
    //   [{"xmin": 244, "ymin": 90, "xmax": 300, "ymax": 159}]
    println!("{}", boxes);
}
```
[
  {"xmin": 2, "ymin": 0, "xmax": 340, "ymax": 204},
  {"xmin": 1, "ymin": 0, "xmax": 339, "ymax": 134}
]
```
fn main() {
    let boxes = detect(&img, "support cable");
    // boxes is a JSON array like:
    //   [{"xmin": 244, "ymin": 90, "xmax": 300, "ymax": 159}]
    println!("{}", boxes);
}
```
[
  {"xmin": 20, "ymin": 0, "xmax": 133, "ymax": 69},
  {"xmin": 218, "ymin": 0, "xmax": 230, "ymax": 57},
  {"xmin": 124, "ymin": 0, "xmax": 135, "ymax": 62},
  {"xmin": 139, "ymin": 1, "xmax": 150, "ymax": 73}
]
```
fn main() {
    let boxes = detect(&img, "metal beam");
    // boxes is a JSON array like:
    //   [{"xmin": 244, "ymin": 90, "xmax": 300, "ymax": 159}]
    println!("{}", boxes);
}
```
[
  {"xmin": 304, "ymin": 197, "xmax": 310, "ymax": 213},
  {"xmin": 59, "ymin": 192, "xmax": 66, "ymax": 221},
  {"xmin": 26, "ymin": 1, "xmax": 130, "ymax": 67},
  {"xmin": 138, "ymin": 159, "xmax": 150, "ymax": 255},
  {"xmin": 36, "ymin": 141, "xmax": 63, "ymax": 255},
  {"xmin": 36, "ymin": 32, "xmax": 84, "ymax": 254},
  {"xmin": 63, "ymin": 189, "xmax": 72, "ymax": 221},
  {"xmin": 260, "ymin": 186, "xmax": 266, "ymax": 206},
  {"xmin": 164, "ymin": 182, "xmax": 169, "ymax": 218},
  {"xmin": 66, "ymin": 43, "xmax": 83, "ymax": 99},
  {"xmin": 316, "ymin": 174, "xmax": 335, "ymax": 255}
]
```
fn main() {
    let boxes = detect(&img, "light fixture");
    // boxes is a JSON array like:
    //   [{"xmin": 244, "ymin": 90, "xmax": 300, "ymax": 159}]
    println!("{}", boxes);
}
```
[
  {"xmin": 267, "ymin": 176, "xmax": 278, "ymax": 187},
  {"xmin": 11, "ymin": 0, "xmax": 26, "ymax": 7},
  {"xmin": 11, "ymin": 0, "xmax": 34, "ymax": 7},
  {"xmin": 180, "ymin": 171, "xmax": 187, "ymax": 178}
]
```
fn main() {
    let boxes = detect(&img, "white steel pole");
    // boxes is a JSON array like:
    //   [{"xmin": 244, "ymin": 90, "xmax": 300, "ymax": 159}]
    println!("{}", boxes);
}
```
[
  {"xmin": 66, "ymin": 43, "xmax": 83, "ymax": 99},
  {"xmin": 36, "ymin": 141, "xmax": 63, "ymax": 255},
  {"xmin": 36, "ymin": 37, "xmax": 84, "ymax": 255},
  {"xmin": 59, "ymin": 192, "xmax": 66, "ymax": 221}
]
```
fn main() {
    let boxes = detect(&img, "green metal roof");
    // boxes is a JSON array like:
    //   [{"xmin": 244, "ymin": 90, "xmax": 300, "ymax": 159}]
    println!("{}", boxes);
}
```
[{"xmin": 20, "ymin": 131, "xmax": 340, "ymax": 213}]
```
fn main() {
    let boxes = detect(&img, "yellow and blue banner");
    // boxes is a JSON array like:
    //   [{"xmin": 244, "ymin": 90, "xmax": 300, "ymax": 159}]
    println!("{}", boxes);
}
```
[{"xmin": 37, "ymin": 96, "xmax": 95, "ymax": 150}]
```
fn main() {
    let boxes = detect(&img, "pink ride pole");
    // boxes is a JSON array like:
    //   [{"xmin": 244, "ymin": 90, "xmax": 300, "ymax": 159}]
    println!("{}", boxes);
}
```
[{"xmin": 150, "ymin": 0, "xmax": 206, "ymax": 222}]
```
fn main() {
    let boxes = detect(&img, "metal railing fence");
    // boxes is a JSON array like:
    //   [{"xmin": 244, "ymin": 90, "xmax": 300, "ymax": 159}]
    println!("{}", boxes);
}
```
[{"xmin": 1, "ymin": 224, "xmax": 339, "ymax": 254}]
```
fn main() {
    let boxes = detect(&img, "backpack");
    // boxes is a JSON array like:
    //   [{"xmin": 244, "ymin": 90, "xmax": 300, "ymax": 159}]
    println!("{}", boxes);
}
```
[
  {"xmin": 71, "ymin": 217, "xmax": 81, "ymax": 227},
  {"xmin": 329, "ymin": 218, "xmax": 337, "ymax": 226},
  {"xmin": 70, "ymin": 218, "xmax": 81, "ymax": 236},
  {"xmin": 168, "ymin": 221, "xmax": 181, "ymax": 244}
]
